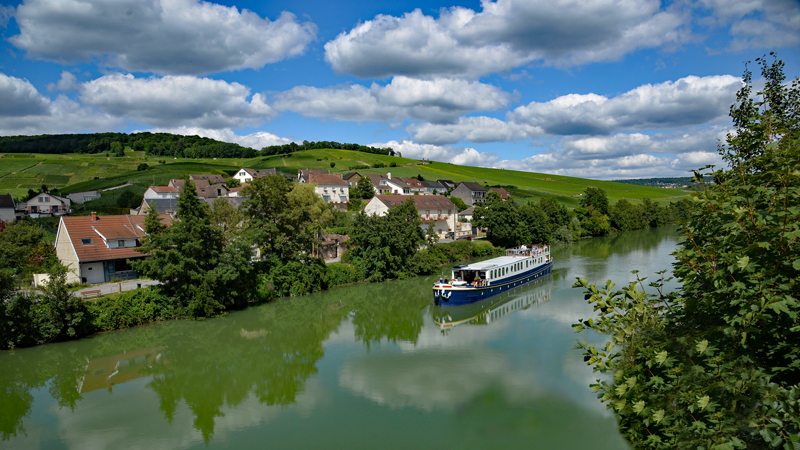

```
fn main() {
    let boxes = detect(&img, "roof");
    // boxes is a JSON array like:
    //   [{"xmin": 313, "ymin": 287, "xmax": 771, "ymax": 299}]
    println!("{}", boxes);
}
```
[
  {"xmin": 438, "ymin": 179, "xmax": 456, "ymax": 186},
  {"xmin": 298, "ymin": 169, "xmax": 330, "ymax": 180},
  {"xmin": 421, "ymin": 180, "xmax": 445, "ymax": 189},
  {"xmin": 308, "ymin": 173, "xmax": 348, "ymax": 186},
  {"xmin": 190, "ymin": 174, "xmax": 225, "ymax": 184},
  {"xmin": 200, "ymin": 197, "xmax": 249, "ymax": 208},
  {"xmin": 456, "ymin": 256, "xmax": 525, "ymax": 271},
  {"xmin": 0, "ymin": 194, "xmax": 14, "ymax": 209},
  {"xmin": 255, "ymin": 168, "xmax": 276, "ymax": 177},
  {"xmin": 459, "ymin": 206, "xmax": 475, "ymax": 216},
  {"xmin": 374, "ymin": 194, "xmax": 454, "ymax": 210},
  {"xmin": 489, "ymin": 187, "xmax": 509, "ymax": 199},
  {"xmin": 402, "ymin": 178, "xmax": 425, "ymax": 188},
  {"xmin": 60, "ymin": 214, "xmax": 173, "ymax": 262},
  {"xmin": 458, "ymin": 181, "xmax": 487, "ymax": 192},
  {"xmin": 148, "ymin": 186, "xmax": 178, "ymax": 193},
  {"xmin": 342, "ymin": 172, "xmax": 361, "ymax": 180},
  {"xmin": 140, "ymin": 198, "xmax": 180, "ymax": 215}
]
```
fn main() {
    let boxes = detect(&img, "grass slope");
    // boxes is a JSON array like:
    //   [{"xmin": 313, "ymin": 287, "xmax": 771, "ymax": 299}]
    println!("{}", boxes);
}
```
[{"xmin": 1, "ymin": 150, "xmax": 689, "ymax": 205}]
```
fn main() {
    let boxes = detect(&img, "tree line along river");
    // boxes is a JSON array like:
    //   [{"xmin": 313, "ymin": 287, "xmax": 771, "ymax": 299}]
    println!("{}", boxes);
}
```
[{"xmin": 0, "ymin": 226, "xmax": 681, "ymax": 450}]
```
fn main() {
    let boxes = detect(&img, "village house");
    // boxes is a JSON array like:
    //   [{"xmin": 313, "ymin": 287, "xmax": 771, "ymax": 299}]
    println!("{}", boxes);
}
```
[
  {"xmin": 297, "ymin": 169, "xmax": 330, "ymax": 183},
  {"xmin": 364, "ymin": 173, "xmax": 411, "ymax": 195},
  {"xmin": 421, "ymin": 180, "xmax": 447, "ymax": 194},
  {"xmin": 489, "ymin": 187, "xmax": 510, "ymax": 201},
  {"xmin": 17, "ymin": 192, "xmax": 71, "ymax": 217},
  {"xmin": 169, "ymin": 178, "xmax": 229, "ymax": 199},
  {"xmin": 136, "ymin": 198, "xmax": 179, "ymax": 216},
  {"xmin": 437, "ymin": 180, "xmax": 456, "ymax": 190},
  {"xmin": 189, "ymin": 174, "xmax": 226, "ymax": 184},
  {"xmin": 401, "ymin": 177, "xmax": 427, "ymax": 194},
  {"xmin": 364, "ymin": 194, "xmax": 456, "ymax": 237},
  {"xmin": 450, "ymin": 182, "xmax": 487, "ymax": 207},
  {"xmin": 0, "ymin": 194, "xmax": 16, "ymax": 224},
  {"xmin": 143, "ymin": 186, "xmax": 179, "ymax": 200},
  {"xmin": 233, "ymin": 167, "xmax": 277, "ymax": 184},
  {"xmin": 342, "ymin": 172, "xmax": 363, "ymax": 187},
  {"xmin": 55, "ymin": 212, "xmax": 172, "ymax": 284},
  {"xmin": 66, "ymin": 190, "xmax": 101, "ymax": 204},
  {"xmin": 300, "ymin": 173, "xmax": 349, "ymax": 211},
  {"xmin": 458, "ymin": 206, "xmax": 477, "ymax": 236}
]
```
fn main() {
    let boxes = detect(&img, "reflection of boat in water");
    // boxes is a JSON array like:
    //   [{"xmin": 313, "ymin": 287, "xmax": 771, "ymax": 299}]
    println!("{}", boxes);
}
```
[
  {"xmin": 433, "ymin": 277, "xmax": 551, "ymax": 330},
  {"xmin": 432, "ymin": 245, "xmax": 552, "ymax": 305},
  {"xmin": 77, "ymin": 347, "xmax": 164, "ymax": 393}
]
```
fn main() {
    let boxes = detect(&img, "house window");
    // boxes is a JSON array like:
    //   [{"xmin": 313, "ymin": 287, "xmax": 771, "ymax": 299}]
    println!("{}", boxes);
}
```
[
  {"xmin": 80, "ymin": 238, "xmax": 93, "ymax": 245},
  {"xmin": 38, "ymin": 197, "xmax": 43, "ymax": 202},
  {"xmin": 339, "ymin": 195, "xmax": 347, "ymax": 203},
  {"xmin": 45, "ymin": 197, "xmax": 50, "ymax": 202},
  {"xmin": 31, "ymin": 206, "xmax": 37, "ymax": 213},
  {"xmin": 118, "ymin": 240, "xmax": 125, "ymax": 247},
  {"xmin": 53, "ymin": 206, "xmax": 59, "ymax": 212},
  {"xmin": 323, "ymin": 195, "xmax": 331, "ymax": 202}
]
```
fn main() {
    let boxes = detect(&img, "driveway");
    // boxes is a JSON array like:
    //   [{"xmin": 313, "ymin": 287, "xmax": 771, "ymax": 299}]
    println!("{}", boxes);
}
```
[{"xmin": 75, "ymin": 279, "xmax": 161, "ymax": 298}]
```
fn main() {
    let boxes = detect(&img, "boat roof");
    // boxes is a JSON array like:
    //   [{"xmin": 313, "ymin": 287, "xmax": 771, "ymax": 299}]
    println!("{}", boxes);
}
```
[{"xmin": 453, "ymin": 256, "xmax": 529, "ymax": 271}]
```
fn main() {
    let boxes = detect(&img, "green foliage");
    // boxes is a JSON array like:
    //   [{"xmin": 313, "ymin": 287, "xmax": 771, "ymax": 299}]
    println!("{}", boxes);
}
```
[
  {"xmin": 261, "ymin": 140, "xmax": 395, "ymax": 156},
  {"xmin": 226, "ymin": 177, "xmax": 240, "ymax": 188},
  {"xmin": 137, "ymin": 163, "xmax": 149, "ymax": 171},
  {"xmin": 449, "ymin": 195, "xmax": 469, "ymax": 212},
  {"xmin": 573, "ymin": 55, "xmax": 800, "ymax": 449},
  {"xmin": 132, "ymin": 177, "xmax": 255, "ymax": 318},
  {"xmin": 116, "ymin": 189, "xmax": 143, "ymax": 208},
  {"xmin": 353, "ymin": 176, "xmax": 376, "ymax": 200},
  {"xmin": 347, "ymin": 200, "xmax": 427, "ymax": 281},
  {"xmin": 610, "ymin": 199, "xmax": 645, "ymax": 231},
  {"xmin": 88, "ymin": 287, "xmax": 176, "ymax": 331},
  {"xmin": 540, "ymin": 197, "xmax": 571, "ymax": 228},
  {"xmin": 242, "ymin": 175, "xmax": 331, "ymax": 260},
  {"xmin": 32, "ymin": 267, "xmax": 92, "ymax": 345},
  {"xmin": 580, "ymin": 187, "xmax": 610, "ymax": 216},
  {"xmin": 0, "ymin": 219, "xmax": 60, "ymax": 281},
  {"xmin": 472, "ymin": 192, "xmax": 523, "ymax": 248},
  {"xmin": 268, "ymin": 258, "xmax": 329, "ymax": 297}
]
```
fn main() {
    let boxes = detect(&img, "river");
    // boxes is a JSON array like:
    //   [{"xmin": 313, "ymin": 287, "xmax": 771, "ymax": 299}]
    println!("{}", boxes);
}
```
[{"xmin": 0, "ymin": 226, "xmax": 682, "ymax": 449}]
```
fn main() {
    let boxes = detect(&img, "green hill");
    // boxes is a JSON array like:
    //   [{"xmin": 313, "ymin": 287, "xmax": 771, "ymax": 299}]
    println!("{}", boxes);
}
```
[{"xmin": 0, "ymin": 149, "xmax": 690, "ymax": 206}]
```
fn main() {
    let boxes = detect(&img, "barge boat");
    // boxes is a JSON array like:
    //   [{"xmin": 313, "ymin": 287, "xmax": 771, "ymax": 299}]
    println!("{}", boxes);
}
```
[{"xmin": 432, "ymin": 244, "xmax": 552, "ymax": 306}]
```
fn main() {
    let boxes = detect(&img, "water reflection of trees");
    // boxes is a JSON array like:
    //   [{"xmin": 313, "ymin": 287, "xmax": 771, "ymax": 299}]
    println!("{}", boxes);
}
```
[
  {"xmin": 0, "ymin": 274, "xmax": 436, "ymax": 443},
  {"xmin": 557, "ymin": 225, "xmax": 680, "ymax": 260}
]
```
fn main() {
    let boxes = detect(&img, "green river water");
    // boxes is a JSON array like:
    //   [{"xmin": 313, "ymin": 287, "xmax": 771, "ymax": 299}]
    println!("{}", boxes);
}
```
[{"xmin": 1, "ymin": 226, "xmax": 682, "ymax": 449}]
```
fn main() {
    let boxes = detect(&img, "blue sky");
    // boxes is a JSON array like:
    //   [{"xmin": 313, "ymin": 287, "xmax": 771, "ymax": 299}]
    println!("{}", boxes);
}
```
[{"xmin": 1, "ymin": 0, "xmax": 798, "ymax": 179}]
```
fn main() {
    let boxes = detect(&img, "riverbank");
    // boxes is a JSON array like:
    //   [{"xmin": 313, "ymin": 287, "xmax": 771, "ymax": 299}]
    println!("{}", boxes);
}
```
[{"xmin": 0, "ymin": 239, "xmax": 505, "ymax": 350}]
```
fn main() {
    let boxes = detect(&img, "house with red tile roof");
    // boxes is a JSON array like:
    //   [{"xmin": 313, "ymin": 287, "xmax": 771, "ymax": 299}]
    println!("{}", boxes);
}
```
[
  {"xmin": 55, "ymin": 213, "xmax": 172, "ymax": 284},
  {"xmin": 489, "ymin": 187, "xmax": 510, "ymax": 200},
  {"xmin": 144, "ymin": 185, "xmax": 179, "ymax": 200},
  {"xmin": 364, "ymin": 194, "xmax": 456, "ymax": 238},
  {"xmin": 300, "ymin": 173, "xmax": 350, "ymax": 211}
]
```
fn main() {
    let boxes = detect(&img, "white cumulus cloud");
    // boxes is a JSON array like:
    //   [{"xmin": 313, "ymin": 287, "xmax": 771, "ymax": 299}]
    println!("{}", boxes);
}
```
[
  {"xmin": 372, "ymin": 139, "xmax": 498, "ymax": 167},
  {"xmin": 140, "ymin": 126, "xmax": 294, "ymax": 149},
  {"xmin": 324, "ymin": 0, "xmax": 688, "ymax": 78},
  {"xmin": 10, "ymin": 0, "xmax": 317, "ymax": 75},
  {"xmin": 80, "ymin": 73, "xmax": 275, "ymax": 128},
  {"xmin": 272, "ymin": 77, "xmax": 509, "ymax": 123},
  {"xmin": 0, "ymin": 73, "xmax": 120, "ymax": 135}
]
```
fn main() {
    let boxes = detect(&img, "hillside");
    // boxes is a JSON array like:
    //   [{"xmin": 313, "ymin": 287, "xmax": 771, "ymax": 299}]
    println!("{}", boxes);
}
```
[{"xmin": 0, "ymin": 149, "xmax": 690, "ymax": 206}]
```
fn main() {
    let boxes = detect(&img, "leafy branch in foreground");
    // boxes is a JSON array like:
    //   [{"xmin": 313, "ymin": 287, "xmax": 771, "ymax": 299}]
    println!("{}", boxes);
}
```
[{"xmin": 573, "ymin": 54, "xmax": 800, "ymax": 449}]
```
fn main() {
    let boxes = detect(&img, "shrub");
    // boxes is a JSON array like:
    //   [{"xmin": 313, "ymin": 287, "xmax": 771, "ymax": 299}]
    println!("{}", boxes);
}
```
[
  {"xmin": 326, "ymin": 262, "xmax": 362, "ymax": 286},
  {"xmin": 89, "ymin": 287, "xmax": 176, "ymax": 331}
]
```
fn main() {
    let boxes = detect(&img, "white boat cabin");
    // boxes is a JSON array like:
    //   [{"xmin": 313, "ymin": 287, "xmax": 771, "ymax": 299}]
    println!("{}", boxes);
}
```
[{"xmin": 445, "ymin": 245, "xmax": 550, "ymax": 288}]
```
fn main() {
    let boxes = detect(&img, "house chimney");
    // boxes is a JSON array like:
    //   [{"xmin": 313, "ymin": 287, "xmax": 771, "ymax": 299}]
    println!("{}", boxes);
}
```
[
  {"xmin": 387, "ymin": 172, "xmax": 391, "ymax": 180},
  {"xmin": 91, "ymin": 211, "xmax": 97, "ymax": 221}
]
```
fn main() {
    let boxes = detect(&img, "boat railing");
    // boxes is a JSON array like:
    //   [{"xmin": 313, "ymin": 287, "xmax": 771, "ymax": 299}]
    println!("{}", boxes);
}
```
[{"xmin": 506, "ymin": 245, "xmax": 549, "ymax": 257}]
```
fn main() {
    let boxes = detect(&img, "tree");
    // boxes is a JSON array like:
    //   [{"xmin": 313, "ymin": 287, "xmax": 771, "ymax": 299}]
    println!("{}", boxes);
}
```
[
  {"xmin": 133, "ymin": 177, "xmax": 253, "ymax": 317},
  {"xmin": 348, "ymin": 200, "xmax": 427, "ymax": 281},
  {"xmin": 111, "ymin": 141, "xmax": 124, "ymax": 157},
  {"xmin": 579, "ymin": 187, "xmax": 609, "ymax": 216},
  {"xmin": 573, "ymin": 55, "xmax": 800, "ymax": 449},
  {"xmin": 539, "ymin": 197, "xmax": 570, "ymax": 228},
  {"xmin": 330, "ymin": 162, "xmax": 335, "ymax": 168},
  {"xmin": 472, "ymin": 192, "xmax": 522, "ymax": 248},
  {"xmin": 137, "ymin": 163, "xmax": 149, "ymax": 171},
  {"xmin": 226, "ymin": 177, "xmax": 240, "ymax": 188},
  {"xmin": 449, "ymin": 196, "xmax": 468, "ymax": 212},
  {"xmin": 209, "ymin": 197, "xmax": 245, "ymax": 246},
  {"xmin": 117, "ymin": 189, "xmax": 143, "ymax": 209},
  {"xmin": 609, "ymin": 199, "xmax": 644, "ymax": 231},
  {"xmin": 517, "ymin": 202, "xmax": 551, "ymax": 244},
  {"xmin": 242, "ymin": 175, "xmax": 331, "ymax": 260},
  {"xmin": 353, "ymin": 176, "xmax": 376, "ymax": 200}
]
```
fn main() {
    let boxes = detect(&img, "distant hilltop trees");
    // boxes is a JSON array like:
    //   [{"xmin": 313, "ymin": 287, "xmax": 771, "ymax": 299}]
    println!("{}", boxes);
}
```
[
  {"xmin": 261, "ymin": 140, "xmax": 395, "ymax": 156},
  {"xmin": 0, "ymin": 133, "xmax": 395, "ymax": 159}
]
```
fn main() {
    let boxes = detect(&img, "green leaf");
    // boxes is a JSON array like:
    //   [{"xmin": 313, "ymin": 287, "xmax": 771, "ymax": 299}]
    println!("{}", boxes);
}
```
[
  {"xmin": 652, "ymin": 409, "xmax": 665, "ymax": 424},
  {"xmin": 632, "ymin": 400, "xmax": 645, "ymax": 414},
  {"xmin": 696, "ymin": 339, "xmax": 709, "ymax": 354},
  {"xmin": 655, "ymin": 350, "xmax": 668, "ymax": 365},
  {"xmin": 697, "ymin": 395, "xmax": 710, "ymax": 410},
  {"xmin": 737, "ymin": 256, "xmax": 750, "ymax": 269}
]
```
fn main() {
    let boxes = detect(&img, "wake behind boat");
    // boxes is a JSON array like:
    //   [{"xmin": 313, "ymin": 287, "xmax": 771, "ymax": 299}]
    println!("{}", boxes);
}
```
[{"xmin": 432, "ymin": 244, "xmax": 553, "ymax": 306}]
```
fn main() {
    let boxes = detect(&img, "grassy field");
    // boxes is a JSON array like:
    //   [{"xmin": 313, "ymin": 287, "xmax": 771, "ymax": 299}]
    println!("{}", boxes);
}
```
[{"xmin": 0, "ymin": 149, "xmax": 690, "ymax": 206}]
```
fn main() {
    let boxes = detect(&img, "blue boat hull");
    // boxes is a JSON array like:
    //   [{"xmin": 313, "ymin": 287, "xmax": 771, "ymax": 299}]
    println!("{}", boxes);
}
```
[{"xmin": 433, "ymin": 260, "xmax": 553, "ymax": 306}]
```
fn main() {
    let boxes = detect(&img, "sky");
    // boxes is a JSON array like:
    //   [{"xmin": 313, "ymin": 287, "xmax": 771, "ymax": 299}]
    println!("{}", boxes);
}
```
[{"xmin": 0, "ymin": 0, "xmax": 798, "ymax": 180}]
